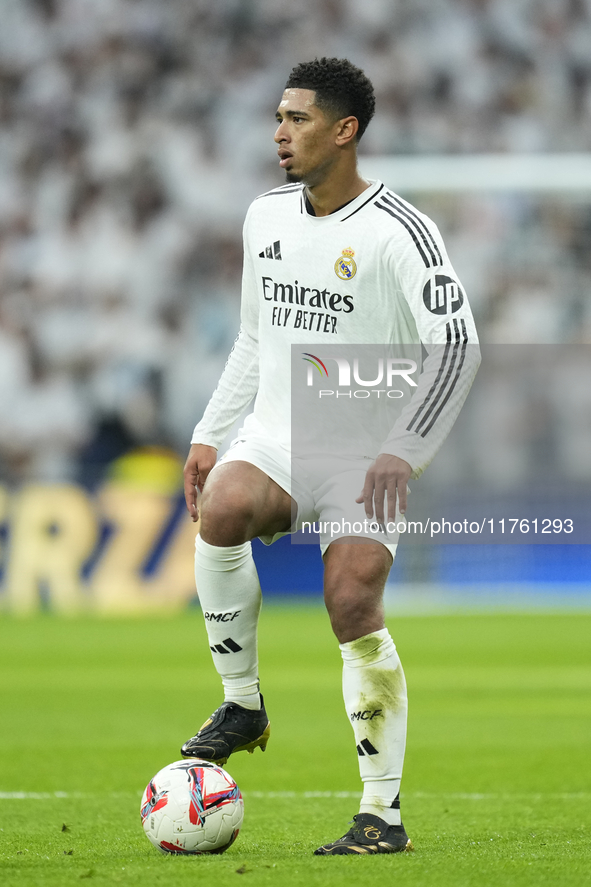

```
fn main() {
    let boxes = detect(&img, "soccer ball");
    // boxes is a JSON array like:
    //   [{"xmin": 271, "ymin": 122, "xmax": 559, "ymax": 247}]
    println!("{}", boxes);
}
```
[{"xmin": 140, "ymin": 759, "xmax": 244, "ymax": 855}]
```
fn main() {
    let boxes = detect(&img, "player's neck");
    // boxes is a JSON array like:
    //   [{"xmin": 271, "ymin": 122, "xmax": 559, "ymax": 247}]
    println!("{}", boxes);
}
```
[{"xmin": 304, "ymin": 163, "xmax": 370, "ymax": 217}]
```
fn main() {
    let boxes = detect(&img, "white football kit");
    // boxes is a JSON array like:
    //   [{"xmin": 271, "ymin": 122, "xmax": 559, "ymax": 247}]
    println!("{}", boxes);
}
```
[
  {"xmin": 190, "ymin": 178, "xmax": 480, "ymax": 828},
  {"xmin": 192, "ymin": 179, "xmax": 480, "ymax": 551}
]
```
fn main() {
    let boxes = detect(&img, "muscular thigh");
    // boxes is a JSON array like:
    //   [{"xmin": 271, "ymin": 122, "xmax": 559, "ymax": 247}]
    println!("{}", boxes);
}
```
[{"xmin": 200, "ymin": 460, "xmax": 294, "ymax": 546}]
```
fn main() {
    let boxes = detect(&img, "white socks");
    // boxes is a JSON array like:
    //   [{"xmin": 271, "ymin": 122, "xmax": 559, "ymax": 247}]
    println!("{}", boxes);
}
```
[
  {"xmin": 194, "ymin": 535, "xmax": 262, "ymax": 710},
  {"xmin": 195, "ymin": 537, "xmax": 406, "ymax": 820},
  {"xmin": 340, "ymin": 628, "xmax": 408, "ymax": 826}
]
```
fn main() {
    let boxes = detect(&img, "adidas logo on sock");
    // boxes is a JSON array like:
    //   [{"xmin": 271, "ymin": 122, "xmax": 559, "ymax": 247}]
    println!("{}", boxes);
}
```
[
  {"xmin": 210, "ymin": 637, "xmax": 243, "ymax": 654},
  {"xmin": 356, "ymin": 738, "xmax": 379, "ymax": 756},
  {"xmin": 258, "ymin": 240, "xmax": 282, "ymax": 259}
]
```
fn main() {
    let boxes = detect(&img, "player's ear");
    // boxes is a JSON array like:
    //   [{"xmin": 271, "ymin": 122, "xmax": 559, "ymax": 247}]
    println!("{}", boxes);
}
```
[{"xmin": 335, "ymin": 116, "xmax": 359, "ymax": 147}]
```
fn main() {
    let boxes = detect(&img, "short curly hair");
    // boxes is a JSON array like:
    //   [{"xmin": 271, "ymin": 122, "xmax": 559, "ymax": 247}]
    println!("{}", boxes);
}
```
[{"xmin": 285, "ymin": 57, "xmax": 375, "ymax": 142}]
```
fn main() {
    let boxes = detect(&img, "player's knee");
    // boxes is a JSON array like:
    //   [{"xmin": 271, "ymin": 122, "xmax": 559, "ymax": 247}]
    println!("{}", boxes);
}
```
[
  {"xmin": 199, "ymin": 483, "xmax": 257, "ymax": 546},
  {"xmin": 324, "ymin": 570, "xmax": 382, "ymax": 636},
  {"xmin": 325, "ymin": 586, "xmax": 384, "ymax": 642},
  {"xmin": 325, "ymin": 542, "xmax": 391, "ymax": 590},
  {"xmin": 327, "ymin": 587, "xmax": 368, "ymax": 625}
]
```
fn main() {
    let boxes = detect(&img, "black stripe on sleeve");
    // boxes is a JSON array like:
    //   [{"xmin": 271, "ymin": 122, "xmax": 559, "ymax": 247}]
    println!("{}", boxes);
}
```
[
  {"xmin": 374, "ymin": 201, "xmax": 432, "ymax": 268},
  {"xmin": 419, "ymin": 319, "xmax": 469, "ymax": 438},
  {"xmin": 415, "ymin": 321, "xmax": 461, "ymax": 434},
  {"xmin": 415, "ymin": 320, "xmax": 460, "ymax": 437},
  {"xmin": 383, "ymin": 193, "xmax": 443, "ymax": 266},
  {"xmin": 406, "ymin": 323, "xmax": 453, "ymax": 431}
]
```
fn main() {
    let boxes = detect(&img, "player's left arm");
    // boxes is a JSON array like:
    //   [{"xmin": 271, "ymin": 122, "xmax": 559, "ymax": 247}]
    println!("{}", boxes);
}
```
[{"xmin": 358, "ymin": 216, "xmax": 481, "ymax": 523}]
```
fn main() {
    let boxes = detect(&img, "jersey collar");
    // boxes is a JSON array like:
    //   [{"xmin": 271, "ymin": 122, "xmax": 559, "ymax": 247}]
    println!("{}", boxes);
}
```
[{"xmin": 301, "ymin": 180, "xmax": 385, "ymax": 223}]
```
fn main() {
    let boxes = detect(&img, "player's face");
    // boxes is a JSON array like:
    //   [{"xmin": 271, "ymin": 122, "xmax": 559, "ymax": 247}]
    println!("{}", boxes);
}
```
[{"xmin": 274, "ymin": 89, "xmax": 341, "ymax": 186}]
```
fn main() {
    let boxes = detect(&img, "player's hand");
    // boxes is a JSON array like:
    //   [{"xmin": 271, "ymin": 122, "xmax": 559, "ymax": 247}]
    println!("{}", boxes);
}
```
[
  {"xmin": 356, "ymin": 454, "xmax": 412, "ymax": 524},
  {"xmin": 183, "ymin": 444, "xmax": 217, "ymax": 522}
]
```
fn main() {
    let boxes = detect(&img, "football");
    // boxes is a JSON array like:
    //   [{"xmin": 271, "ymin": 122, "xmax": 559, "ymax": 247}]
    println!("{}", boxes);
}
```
[{"xmin": 140, "ymin": 759, "xmax": 244, "ymax": 855}]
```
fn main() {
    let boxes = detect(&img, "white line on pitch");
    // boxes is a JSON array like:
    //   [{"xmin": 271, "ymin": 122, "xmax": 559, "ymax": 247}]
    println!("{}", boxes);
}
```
[{"xmin": 1, "ymin": 791, "xmax": 589, "ymax": 801}]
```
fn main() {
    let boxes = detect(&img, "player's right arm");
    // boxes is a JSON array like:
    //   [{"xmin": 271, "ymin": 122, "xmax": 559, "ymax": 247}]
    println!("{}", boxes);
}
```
[{"xmin": 184, "ymin": 209, "xmax": 260, "ymax": 519}]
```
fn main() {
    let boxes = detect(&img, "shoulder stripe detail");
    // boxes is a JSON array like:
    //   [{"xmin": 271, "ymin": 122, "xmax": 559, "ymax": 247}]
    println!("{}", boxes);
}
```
[
  {"xmin": 374, "ymin": 201, "xmax": 431, "ymax": 268},
  {"xmin": 383, "ymin": 192, "xmax": 443, "ymax": 266},
  {"xmin": 256, "ymin": 184, "xmax": 304, "ymax": 200},
  {"xmin": 406, "ymin": 320, "xmax": 469, "ymax": 438},
  {"xmin": 341, "ymin": 184, "xmax": 385, "ymax": 220}
]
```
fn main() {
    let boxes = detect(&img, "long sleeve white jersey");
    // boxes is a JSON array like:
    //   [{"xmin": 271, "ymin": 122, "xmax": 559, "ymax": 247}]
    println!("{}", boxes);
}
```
[{"xmin": 192, "ymin": 180, "xmax": 480, "ymax": 479}]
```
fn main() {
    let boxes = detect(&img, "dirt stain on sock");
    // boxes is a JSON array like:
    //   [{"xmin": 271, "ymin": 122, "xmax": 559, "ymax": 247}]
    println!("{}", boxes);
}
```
[
  {"xmin": 357, "ymin": 665, "xmax": 407, "ymax": 742},
  {"xmin": 347, "ymin": 633, "xmax": 387, "ymax": 664}
]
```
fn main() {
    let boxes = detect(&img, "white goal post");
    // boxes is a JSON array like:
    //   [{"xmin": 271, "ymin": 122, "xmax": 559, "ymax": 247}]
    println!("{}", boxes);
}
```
[{"xmin": 359, "ymin": 153, "xmax": 591, "ymax": 192}]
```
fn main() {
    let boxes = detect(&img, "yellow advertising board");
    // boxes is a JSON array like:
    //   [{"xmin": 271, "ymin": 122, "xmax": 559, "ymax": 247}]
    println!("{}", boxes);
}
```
[{"xmin": 1, "ymin": 483, "xmax": 198, "ymax": 615}]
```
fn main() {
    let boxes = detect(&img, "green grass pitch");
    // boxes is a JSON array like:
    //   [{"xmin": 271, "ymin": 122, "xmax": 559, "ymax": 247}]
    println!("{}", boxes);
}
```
[{"xmin": 1, "ymin": 607, "xmax": 590, "ymax": 887}]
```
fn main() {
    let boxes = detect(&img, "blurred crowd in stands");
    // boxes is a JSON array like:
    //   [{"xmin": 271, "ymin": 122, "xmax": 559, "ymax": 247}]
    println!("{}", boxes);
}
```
[{"xmin": 1, "ymin": 0, "xmax": 591, "ymax": 484}]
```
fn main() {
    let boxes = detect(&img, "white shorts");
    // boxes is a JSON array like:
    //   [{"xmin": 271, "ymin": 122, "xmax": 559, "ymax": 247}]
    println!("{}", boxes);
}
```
[{"xmin": 212, "ymin": 435, "xmax": 400, "ymax": 558}]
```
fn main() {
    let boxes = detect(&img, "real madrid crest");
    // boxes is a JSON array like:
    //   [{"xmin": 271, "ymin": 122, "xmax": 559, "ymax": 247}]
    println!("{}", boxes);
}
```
[{"xmin": 334, "ymin": 247, "xmax": 357, "ymax": 281}]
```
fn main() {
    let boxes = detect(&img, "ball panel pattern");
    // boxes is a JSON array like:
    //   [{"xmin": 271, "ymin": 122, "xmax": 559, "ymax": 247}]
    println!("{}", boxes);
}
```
[{"xmin": 140, "ymin": 759, "xmax": 243, "ymax": 855}]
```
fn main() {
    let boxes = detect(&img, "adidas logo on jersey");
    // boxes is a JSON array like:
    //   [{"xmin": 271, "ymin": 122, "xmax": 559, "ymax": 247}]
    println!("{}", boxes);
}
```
[
  {"xmin": 259, "ymin": 240, "xmax": 282, "ymax": 260},
  {"xmin": 210, "ymin": 637, "xmax": 243, "ymax": 654}
]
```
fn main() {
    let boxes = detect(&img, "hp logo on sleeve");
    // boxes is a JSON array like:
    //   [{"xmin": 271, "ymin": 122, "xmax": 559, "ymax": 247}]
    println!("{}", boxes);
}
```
[{"xmin": 423, "ymin": 275, "xmax": 464, "ymax": 314}]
